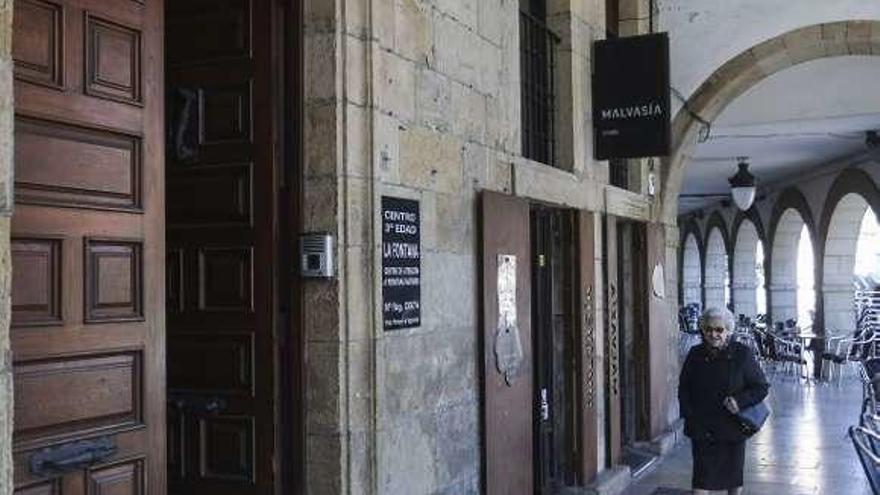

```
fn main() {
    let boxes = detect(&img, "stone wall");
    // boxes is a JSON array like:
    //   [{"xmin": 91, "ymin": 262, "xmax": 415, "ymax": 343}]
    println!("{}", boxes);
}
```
[
  {"xmin": 0, "ymin": 0, "xmax": 687, "ymax": 493},
  {"xmin": 299, "ymin": 0, "xmax": 688, "ymax": 493},
  {"xmin": 0, "ymin": 0, "xmax": 13, "ymax": 493}
]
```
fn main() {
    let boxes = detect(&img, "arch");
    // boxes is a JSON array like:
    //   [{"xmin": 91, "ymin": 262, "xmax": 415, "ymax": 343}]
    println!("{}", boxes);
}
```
[
  {"xmin": 661, "ymin": 20, "xmax": 880, "ymax": 224},
  {"xmin": 703, "ymin": 213, "xmax": 730, "ymax": 311},
  {"xmin": 702, "ymin": 211, "xmax": 732, "ymax": 310},
  {"xmin": 767, "ymin": 189, "xmax": 819, "ymax": 328},
  {"xmin": 678, "ymin": 217, "xmax": 704, "ymax": 305},
  {"xmin": 703, "ymin": 211, "xmax": 732, "ymax": 257},
  {"xmin": 731, "ymin": 219, "xmax": 764, "ymax": 321},
  {"xmin": 681, "ymin": 233, "xmax": 703, "ymax": 308},
  {"xmin": 678, "ymin": 216, "xmax": 704, "ymax": 251},
  {"xmin": 815, "ymin": 168, "xmax": 880, "ymax": 334},
  {"xmin": 704, "ymin": 229, "xmax": 728, "ymax": 310},
  {"xmin": 821, "ymin": 193, "xmax": 871, "ymax": 335},
  {"xmin": 768, "ymin": 188, "xmax": 818, "ymax": 257},
  {"xmin": 732, "ymin": 208, "xmax": 767, "ymax": 249},
  {"xmin": 818, "ymin": 168, "xmax": 880, "ymax": 250}
]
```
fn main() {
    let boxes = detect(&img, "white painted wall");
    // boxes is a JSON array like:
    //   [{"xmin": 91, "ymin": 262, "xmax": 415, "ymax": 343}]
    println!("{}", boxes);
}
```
[{"xmin": 657, "ymin": 0, "xmax": 880, "ymax": 108}]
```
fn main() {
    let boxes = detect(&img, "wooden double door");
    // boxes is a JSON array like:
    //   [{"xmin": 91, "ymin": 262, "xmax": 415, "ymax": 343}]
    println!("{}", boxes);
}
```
[
  {"xmin": 10, "ymin": 0, "xmax": 294, "ymax": 493},
  {"xmin": 481, "ymin": 192, "xmax": 600, "ymax": 495},
  {"xmin": 531, "ymin": 208, "xmax": 578, "ymax": 494}
]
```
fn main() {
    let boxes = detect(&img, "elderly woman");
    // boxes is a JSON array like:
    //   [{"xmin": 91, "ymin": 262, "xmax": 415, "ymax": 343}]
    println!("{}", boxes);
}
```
[{"xmin": 678, "ymin": 307, "xmax": 769, "ymax": 495}]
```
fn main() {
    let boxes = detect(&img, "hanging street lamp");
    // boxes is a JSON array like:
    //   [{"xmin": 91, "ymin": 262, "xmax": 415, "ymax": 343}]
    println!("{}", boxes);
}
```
[{"xmin": 729, "ymin": 157, "xmax": 757, "ymax": 211}]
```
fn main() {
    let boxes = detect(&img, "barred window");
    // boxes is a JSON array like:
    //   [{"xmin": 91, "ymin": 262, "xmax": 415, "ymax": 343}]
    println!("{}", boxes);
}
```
[
  {"xmin": 520, "ymin": 2, "xmax": 560, "ymax": 167},
  {"xmin": 610, "ymin": 158, "xmax": 629, "ymax": 189}
]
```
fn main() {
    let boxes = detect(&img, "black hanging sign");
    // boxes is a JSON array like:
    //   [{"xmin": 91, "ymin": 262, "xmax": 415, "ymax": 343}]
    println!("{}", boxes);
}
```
[
  {"xmin": 382, "ymin": 196, "xmax": 421, "ymax": 330},
  {"xmin": 593, "ymin": 32, "xmax": 671, "ymax": 160}
]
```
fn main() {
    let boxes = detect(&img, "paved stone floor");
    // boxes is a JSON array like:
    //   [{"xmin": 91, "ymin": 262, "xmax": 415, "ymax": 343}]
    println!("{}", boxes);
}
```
[{"xmin": 623, "ymin": 373, "xmax": 874, "ymax": 495}]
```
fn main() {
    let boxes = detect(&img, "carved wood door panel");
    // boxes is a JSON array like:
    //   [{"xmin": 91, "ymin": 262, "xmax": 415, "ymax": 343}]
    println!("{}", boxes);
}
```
[
  {"xmin": 577, "ymin": 211, "xmax": 599, "ymax": 482},
  {"xmin": 481, "ymin": 191, "xmax": 533, "ymax": 495},
  {"xmin": 165, "ymin": 1, "xmax": 277, "ymax": 494},
  {"xmin": 604, "ymin": 215, "xmax": 621, "ymax": 465},
  {"xmin": 11, "ymin": 0, "xmax": 165, "ymax": 494}
]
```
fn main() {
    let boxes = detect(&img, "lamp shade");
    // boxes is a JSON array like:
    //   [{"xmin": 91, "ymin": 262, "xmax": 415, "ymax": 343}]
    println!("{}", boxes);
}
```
[
  {"xmin": 731, "ymin": 186, "xmax": 756, "ymax": 211},
  {"xmin": 728, "ymin": 160, "xmax": 757, "ymax": 211}
]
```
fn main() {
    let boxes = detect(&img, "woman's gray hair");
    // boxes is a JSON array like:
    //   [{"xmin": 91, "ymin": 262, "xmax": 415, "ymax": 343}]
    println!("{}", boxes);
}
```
[{"xmin": 699, "ymin": 306, "xmax": 735, "ymax": 332}]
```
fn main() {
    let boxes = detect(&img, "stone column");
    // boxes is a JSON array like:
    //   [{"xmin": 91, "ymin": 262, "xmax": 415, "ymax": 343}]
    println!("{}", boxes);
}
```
[
  {"xmin": 769, "ymin": 283, "xmax": 798, "ymax": 323},
  {"xmin": 823, "ymin": 283, "xmax": 856, "ymax": 336},
  {"xmin": 731, "ymin": 280, "xmax": 758, "ymax": 320}
]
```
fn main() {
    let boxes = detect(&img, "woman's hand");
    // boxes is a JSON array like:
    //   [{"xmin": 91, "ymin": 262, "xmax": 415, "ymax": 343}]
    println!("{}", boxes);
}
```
[{"xmin": 723, "ymin": 396, "xmax": 740, "ymax": 414}]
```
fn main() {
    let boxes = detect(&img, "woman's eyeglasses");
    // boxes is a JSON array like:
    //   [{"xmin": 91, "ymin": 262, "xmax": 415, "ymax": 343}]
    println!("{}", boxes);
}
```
[{"xmin": 703, "ymin": 326, "xmax": 727, "ymax": 334}]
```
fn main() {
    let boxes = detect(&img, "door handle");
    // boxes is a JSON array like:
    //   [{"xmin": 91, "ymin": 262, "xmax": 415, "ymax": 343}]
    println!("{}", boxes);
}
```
[
  {"xmin": 540, "ymin": 388, "xmax": 550, "ymax": 421},
  {"xmin": 168, "ymin": 393, "xmax": 227, "ymax": 416},
  {"xmin": 30, "ymin": 436, "xmax": 116, "ymax": 476}
]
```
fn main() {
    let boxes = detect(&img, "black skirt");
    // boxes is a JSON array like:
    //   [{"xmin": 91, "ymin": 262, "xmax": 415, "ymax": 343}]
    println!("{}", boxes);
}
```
[{"xmin": 691, "ymin": 439, "xmax": 746, "ymax": 490}]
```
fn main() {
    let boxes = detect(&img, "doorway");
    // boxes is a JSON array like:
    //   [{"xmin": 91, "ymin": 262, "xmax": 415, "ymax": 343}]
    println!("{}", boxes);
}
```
[
  {"xmin": 8, "ymin": 0, "xmax": 301, "ymax": 493},
  {"xmin": 164, "ymin": 1, "xmax": 301, "ymax": 494},
  {"xmin": 616, "ymin": 220, "xmax": 653, "ymax": 475},
  {"xmin": 531, "ymin": 207, "xmax": 578, "ymax": 493}
]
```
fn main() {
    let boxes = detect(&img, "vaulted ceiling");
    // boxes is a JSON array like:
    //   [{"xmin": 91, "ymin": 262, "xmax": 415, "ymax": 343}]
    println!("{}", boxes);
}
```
[{"xmin": 678, "ymin": 56, "xmax": 880, "ymax": 213}]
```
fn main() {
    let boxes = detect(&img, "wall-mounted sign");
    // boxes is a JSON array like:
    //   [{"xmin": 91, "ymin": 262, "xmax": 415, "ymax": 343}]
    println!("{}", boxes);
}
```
[
  {"xmin": 382, "ymin": 196, "xmax": 421, "ymax": 330},
  {"xmin": 495, "ymin": 254, "xmax": 523, "ymax": 386},
  {"xmin": 593, "ymin": 32, "xmax": 671, "ymax": 160}
]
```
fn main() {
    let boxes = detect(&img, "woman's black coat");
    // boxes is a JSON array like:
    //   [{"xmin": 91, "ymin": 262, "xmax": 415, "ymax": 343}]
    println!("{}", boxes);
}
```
[{"xmin": 678, "ymin": 341, "xmax": 769, "ymax": 442}]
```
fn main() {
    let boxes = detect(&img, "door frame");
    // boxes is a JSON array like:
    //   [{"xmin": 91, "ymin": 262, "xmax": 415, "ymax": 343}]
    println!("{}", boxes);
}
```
[
  {"xmin": 530, "ymin": 205, "xmax": 579, "ymax": 492},
  {"xmin": 480, "ymin": 194, "xmax": 601, "ymax": 492},
  {"xmin": 615, "ymin": 220, "xmax": 651, "ymax": 446},
  {"xmin": 277, "ymin": 0, "xmax": 306, "ymax": 493},
  {"xmin": 161, "ymin": 0, "xmax": 305, "ymax": 492}
]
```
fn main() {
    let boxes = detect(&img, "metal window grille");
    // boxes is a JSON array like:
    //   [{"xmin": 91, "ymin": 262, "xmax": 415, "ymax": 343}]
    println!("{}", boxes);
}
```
[
  {"xmin": 520, "ymin": 10, "xmax": 560, "ymax": 167},
  {"xmin": 610, "ymin": 158, "xmax": 629, "ymax": 189}
]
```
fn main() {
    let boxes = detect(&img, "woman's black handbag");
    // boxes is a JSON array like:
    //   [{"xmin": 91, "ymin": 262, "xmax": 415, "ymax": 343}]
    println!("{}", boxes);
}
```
[{"xmin": 735, "ymin": 400, "xmax": 770, "ymax": 436}]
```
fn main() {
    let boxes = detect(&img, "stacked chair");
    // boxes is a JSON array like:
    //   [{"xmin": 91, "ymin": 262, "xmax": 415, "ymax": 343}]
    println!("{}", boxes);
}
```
[
  {"xmin": 823, "ymin": 304, "xmax": 880, "ymax": 385},
  {"xmin": 677, "ymin": 303, "xmax": 702, "ymax": 358},
  {"xmin": 750, "ymin": 321, "xmax": 807, "ymax": 379},
  {"xmin": 850, "ymin": 423, "xmax": 880, "ymax": 495},
  {"xmin": 849, "ymin": 354, "xmax": 880, "ymax": 494}
]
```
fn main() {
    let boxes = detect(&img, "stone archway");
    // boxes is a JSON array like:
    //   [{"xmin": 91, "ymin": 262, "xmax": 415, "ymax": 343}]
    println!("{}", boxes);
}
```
[
  {"xmin": 702, "ymin": 212, "xmax": 731, "ymax": 310},
  {"xmin": 681, "ymin": 233, "xmax": 703, "ymax": 307},
  {"xmin": 704, "ymin": 228, "xmax": 729, "ymax": 310},
  {"xmin": 769, "ymin": 209, "xmax": 807, "ymax": 324},
  {"xmin": 660, "ymin": 20, "xmax": 880, "ymax": 224},
  {"xmin": 732, "ymin": 219, "xmax": 762, "ymax": 320},
  {"xmin": 768, "ymin": 188, "xmax": 819, "ymax": 328},
  {"xmin": 821, "ymin": 193, "xmax": 871, "ymax": 335}
]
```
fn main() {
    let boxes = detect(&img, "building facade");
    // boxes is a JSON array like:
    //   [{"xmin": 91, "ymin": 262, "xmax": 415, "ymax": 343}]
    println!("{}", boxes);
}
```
[{"xmin": 0, "ymin": 1, "xmax": 879, "ymax": 494}]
